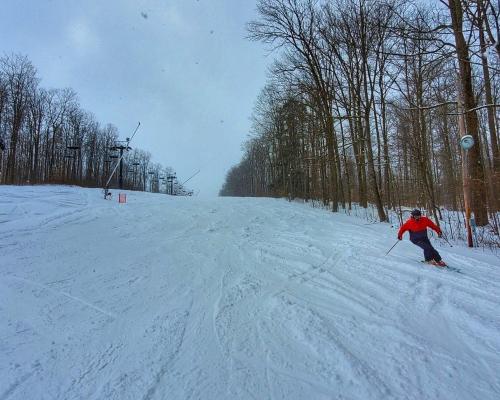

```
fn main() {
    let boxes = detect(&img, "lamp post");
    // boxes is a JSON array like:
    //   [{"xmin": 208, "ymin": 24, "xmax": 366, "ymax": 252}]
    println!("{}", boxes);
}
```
[
  {"xmin": 460, "ymin": 134, "xmax": 475, "ymax": 247},
  {"xmin": 456, "ymin": 72, "xmax": 476, "ymax": 248}
]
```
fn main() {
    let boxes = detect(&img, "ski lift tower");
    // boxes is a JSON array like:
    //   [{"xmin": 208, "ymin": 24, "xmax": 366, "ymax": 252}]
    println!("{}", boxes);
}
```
[
  {"xmin": 132, "ymin": 162, "xmax": 141, "ymax": 190},
  {"xmin": 148, "ymin": 171, "xmax": 156, "ymax": 192},
  {"xmin": 167, "ymin": 173, "xmax": 176, "ymax": 195},
  {"xmin": 159, "ymin": 176, "xmax": 165, "ymax": 193},
  {"xmin": 102, "ymin": 122, "xmax": 140, "ymax": 199},
  {"xmin": 109, "ymin": 139, "xmax": 132, "ymax": 189},
  {"xmin": 66, "ymin": 145, "xmax": 80, "ymax": 182},
  {"xmin": 0, "ymin": 138, "xmax": 4, "ymax": 176}
]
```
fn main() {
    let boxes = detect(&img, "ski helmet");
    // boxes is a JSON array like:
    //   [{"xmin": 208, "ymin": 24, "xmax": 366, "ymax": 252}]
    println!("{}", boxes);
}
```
[{"xmin": 411, "ymin": 209, "xmax": 422, "ymax": 217}]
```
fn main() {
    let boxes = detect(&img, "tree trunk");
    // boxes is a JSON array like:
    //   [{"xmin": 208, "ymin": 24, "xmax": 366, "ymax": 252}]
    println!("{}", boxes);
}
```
[
  {"xmin": 478, "ymin": 5, "xmax": 499, "ymax": 212},
  {"xmin": 449, "ymin": 0, "xmax": 489, "ymax": 226}
]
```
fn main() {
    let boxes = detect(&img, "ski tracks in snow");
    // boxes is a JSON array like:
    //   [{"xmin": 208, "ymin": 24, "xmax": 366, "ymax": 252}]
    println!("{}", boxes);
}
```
[
  {"xmin": 140, "ymin": 306, "xmax": 192, "ymax": 400},
  {"xmin": 4, "ymin": 275, "xmax": 116, "ymax": 319},
  {"xmin": 0, "ymin": 186, "xmax": 93, "ymax": 246},
  {"xmin": 212, "ymin": 201, "xmax": 391, "ymax": 399},
  {"xmin": 2, "ymin": 189, "xmax": 500, "ymax": 399}
]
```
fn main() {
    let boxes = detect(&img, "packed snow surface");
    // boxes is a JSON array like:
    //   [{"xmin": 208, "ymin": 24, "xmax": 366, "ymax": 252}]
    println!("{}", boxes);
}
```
[{"xmin": 1, "ymin": 186, "xmax": 499, "ymax": 400}]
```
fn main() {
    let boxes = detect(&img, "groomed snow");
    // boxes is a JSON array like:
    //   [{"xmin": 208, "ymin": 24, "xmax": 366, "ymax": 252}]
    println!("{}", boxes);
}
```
[{"xmin": 1, "ymin": 185, "xmax": 499, "ymax": 400}]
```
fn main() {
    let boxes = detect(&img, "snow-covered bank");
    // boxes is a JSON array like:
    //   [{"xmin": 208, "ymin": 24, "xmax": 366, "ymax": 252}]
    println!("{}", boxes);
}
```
[{"xmin": 1, "ymin": 186, "xmax": 499, "ymax": 400}]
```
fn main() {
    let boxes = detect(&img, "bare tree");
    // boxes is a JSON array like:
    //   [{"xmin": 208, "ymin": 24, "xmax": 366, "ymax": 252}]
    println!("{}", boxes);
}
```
[
  {"xmin": 447, "ymin": 0, "xmax": 489, "ymax": 225},
  {"xmin": 0, "ymin": 54, "xmax": 179, "ymax": 194},
  {"xmin": 0, "ymin": 54, "xmax": 38, "ymax": 183}
]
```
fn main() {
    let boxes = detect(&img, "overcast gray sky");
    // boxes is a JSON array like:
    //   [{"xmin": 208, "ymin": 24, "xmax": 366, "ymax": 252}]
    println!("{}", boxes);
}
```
[{"xmin": 0, "ymin": 0, "xmax": 269, "ymax": 196}]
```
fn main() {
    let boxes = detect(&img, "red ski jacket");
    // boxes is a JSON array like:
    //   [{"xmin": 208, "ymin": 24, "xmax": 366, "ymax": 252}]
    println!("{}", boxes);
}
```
[{"xmin": 398, "ymin": 216, "xmax": 441, "ymax": 240}]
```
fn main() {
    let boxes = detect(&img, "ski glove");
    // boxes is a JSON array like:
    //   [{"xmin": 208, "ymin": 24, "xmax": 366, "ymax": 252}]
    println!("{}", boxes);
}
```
[
  {"xmin": 397, "ymin": 235, "xmax": 402, "ymax": 240},
  {"xmin": 438, "ymin": 232, "xmax": 443, "ymax": 238}
]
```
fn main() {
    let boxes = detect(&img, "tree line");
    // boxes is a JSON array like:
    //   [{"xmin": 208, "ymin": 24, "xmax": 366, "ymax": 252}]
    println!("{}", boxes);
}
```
[
  {"xmin": 0, "ymin": 54, "xmax": 187, "ymax": 195},
  {"xmin": 220, "ymin": 0, "xmax": 499, "ymax": 232}
]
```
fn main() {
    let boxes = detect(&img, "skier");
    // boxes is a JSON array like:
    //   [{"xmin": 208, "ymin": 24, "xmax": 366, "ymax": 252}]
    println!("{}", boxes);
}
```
[{"xmin": 397, "ymin": 209, "xmax": 446, "ymax": 267}]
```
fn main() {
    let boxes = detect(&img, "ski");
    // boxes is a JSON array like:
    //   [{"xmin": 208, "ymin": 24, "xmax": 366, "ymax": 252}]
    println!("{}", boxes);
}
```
[{"xmin": 420, "ymin": 261, "xmax": 462, "ymax": 274}]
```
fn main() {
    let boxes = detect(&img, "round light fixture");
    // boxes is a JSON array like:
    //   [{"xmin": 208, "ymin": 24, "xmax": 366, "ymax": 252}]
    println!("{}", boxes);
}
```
[{"xmin": 460, "ymin": 135, "xmax": 475, "ymax": 150}]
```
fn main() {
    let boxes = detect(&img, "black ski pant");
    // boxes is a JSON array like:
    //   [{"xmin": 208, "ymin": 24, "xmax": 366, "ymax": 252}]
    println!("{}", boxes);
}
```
[{"xmin": 411, "ymin": 237, "xmax": 442, "ymax": 262}]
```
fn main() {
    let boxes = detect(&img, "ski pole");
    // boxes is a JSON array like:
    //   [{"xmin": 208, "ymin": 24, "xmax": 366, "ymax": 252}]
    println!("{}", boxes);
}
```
[
  {"xmin": 441, "ymin": 234, "xmax": 453, "ymax": 248},
  {"xmin": 385, "ymin": 240, "xmax": 400, "ymax": 256}
]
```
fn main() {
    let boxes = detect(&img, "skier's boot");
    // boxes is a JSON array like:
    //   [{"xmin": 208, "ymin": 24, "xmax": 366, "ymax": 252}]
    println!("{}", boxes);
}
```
[{"xmin": 435, "ymin": 260, "xmax": 447, "ymax": 267}]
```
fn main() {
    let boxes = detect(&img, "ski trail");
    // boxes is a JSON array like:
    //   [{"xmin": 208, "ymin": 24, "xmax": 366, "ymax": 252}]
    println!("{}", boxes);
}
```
[{"xmin": 2, "ymin": 187, "xmax": 499, "ymax": 400}]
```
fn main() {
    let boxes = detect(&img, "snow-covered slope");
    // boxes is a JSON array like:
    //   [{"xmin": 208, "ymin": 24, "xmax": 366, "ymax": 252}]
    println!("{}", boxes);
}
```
[{"xmin": 1, "ymin": 186, "xmax": 499, "ymax": 400}]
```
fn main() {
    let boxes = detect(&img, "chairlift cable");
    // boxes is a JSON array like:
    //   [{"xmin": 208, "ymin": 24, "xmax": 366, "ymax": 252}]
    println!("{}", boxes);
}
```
[{"xmin": 181, "ymin": 169, "xmax": 200, "ymax": 186}]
